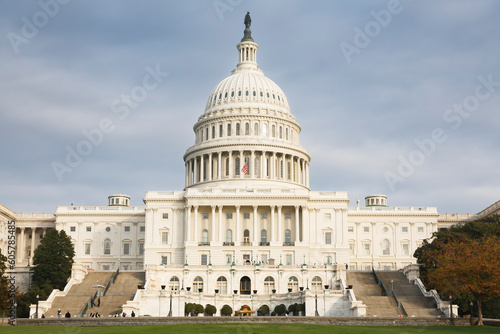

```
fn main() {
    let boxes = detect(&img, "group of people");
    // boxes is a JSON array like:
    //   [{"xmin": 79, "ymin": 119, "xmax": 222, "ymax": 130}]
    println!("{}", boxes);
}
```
[
  {"xmin": 112, "ymin": 311, "xmax": 135, "ymax": 317},
  {"xmin": 88, "ymin": 312, "xmax": 101, "ymax": 318},
  {"xmin": 57, "ymin": 309, "xmax": 71, "ymax": 318}
]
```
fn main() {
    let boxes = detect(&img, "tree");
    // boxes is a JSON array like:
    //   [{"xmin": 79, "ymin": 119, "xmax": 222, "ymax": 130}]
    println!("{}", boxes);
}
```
[
  {"xmin": 194, "ymin": 303, "xmax": 204, "ymax": 315},
  {"xmin": 185, "ymin": 302, "xmax": 195, "ymax": 315},
  {"xmin": 0, "ymin": 250, "xmax": 10, "ymax": 323},
  {"xmin": 426, "ymin": 235, "xmax": 500, "ymax": 325},
  {"xmin": 32, "ymin": 229, "xmax": 75, "ymax": 292},
  {"xmin": 274, "ymin": 304, "xmax": 286, "ymax": 316},
  {"xmin": 258, "ymin": 304, "xmax": 270, "ymax": 316}
]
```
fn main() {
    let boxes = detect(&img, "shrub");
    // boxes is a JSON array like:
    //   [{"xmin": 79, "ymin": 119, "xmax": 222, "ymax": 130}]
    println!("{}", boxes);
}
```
[
  {"xmin": 205, "ymin": 304, "xmax": 216, "ymax": 316},
  {"xmin": 194, "ymin": 303, "xmax": 204, "ymax": 315},
  {"xmin": 220, "ymin": 304, "xmax": 233, "ymax": 316},
  {"xmin": 185, "ymin": 303, "xmax": 195, "ymax": 315},
  {"xmin": 274, "ymin": 304, "xmax": 286, "ymax": 316},
  {"xmin": 288, "ymin": 303, "xmax": 297, "ymax": 315},
  {"xmin": 258, "ymin": 305, "xmax": 270, "ymax": 316}
]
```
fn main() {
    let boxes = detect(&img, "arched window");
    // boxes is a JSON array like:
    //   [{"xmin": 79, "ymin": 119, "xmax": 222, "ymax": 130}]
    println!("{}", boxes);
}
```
[
  {"xmin": 217, "ymin": 276, "xmax": 228, "ymax": 294},
  {"xmin": 219, "ymin": 124, "xmax": 223, "ymax": 137},
  {"xmin": 264, "ymin": 276, "xmax": 275, "ymax": 294},
  {"xmin": 236, "ymin": 123, "xmax": 240, "ymax": 135},
  {"xmin": 245, "ymin": 123, "xmax": 250, "ymax": 135},
  {"xmin": 202, "ymin": 230, "xmax": 209, "ymax": 244},
  {"xmin": 254, "ymin": 156, "xmax": 260, "ymax": 176},
  {"xmin": 225, "ymin": 158, "xmax": 229, "ymax": 177},
  {"xmin": 206, "ymin": 127, "xmax": 208, "ymax": 140},
  {"xmin": 104, "ymin": 239, "xmax": 111, "ymax": 255},
  {"xmin": 279, "ymin": 126, "xmax": 283, "ymax": 139},
  {"xmin": 260, "ymin": 229, "xmax": 267, "ymax": 244},
  {"xmin": 226, "ymin": 229, "xmax": 232, "ymax": 243},
  {"xmin": 285, "ymin": 229, "xmax": 291, "ymax": 244},
  {"xmin": 227, "ymin": 123, "xmax": 231, "ymax": 136},
  {"xmin": 212, "ymin": 125, "xmax": 215, "ymax": 139},
  {"xmin": 193, "ymin": 276, "xmax": 204, "ymax": 293},
  {"xmin": 288, "ymin": 276, "xmax": 298, "ymax": 292},
  {"xmin": 285, "ymin": 128, "xmax": 289, "ymax": 140},
  {"xmin": 287, "ymin": 161, "xmax": 291, "ymax": 181},
  {"xmin": 243, "ymin": 229, "xmax": 250, "ymax": 244},
  {"xmin": 272, "ymin": 125, "xmax": 276, "ymax": 137},
  {"xmin": 311, "ymin": 276, "xmax": 322, "ymax": 293},
  {"xmin": 262, "ymin": 123, "xmax": 267, "ymax": 136},
  {"xmin": 382, "ymin": 239, "xmax": 391, "ymax": 255},
  {"xmin": 169, "ymin": 276, "xmax": 180, "ymax": 291},
  {"xmin": 200, "ymin": 129, "xmax": 203, "ymax": 142},
  {"xmin": 254, "ymin": 123, "xmax": 259, "ymax": 136}
]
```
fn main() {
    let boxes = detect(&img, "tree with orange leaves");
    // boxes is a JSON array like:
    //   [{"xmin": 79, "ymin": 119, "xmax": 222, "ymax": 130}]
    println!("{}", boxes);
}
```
[{"xmin": 426, "ymin": 235, "xmax": 500, "ymax": 326}]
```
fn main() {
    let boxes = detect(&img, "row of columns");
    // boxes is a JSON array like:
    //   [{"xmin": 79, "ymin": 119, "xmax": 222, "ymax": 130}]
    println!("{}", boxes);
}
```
[
  {"xmin": 185, "ymin": 150, "xmax": 309, "ymax": 187},
  {"xmin": 16, "ymin": 227, "xmax": 49, "ymax": 265},
  {"xmin": 184, "ymin": 205, "xmax": 308, "ymax": 245}
]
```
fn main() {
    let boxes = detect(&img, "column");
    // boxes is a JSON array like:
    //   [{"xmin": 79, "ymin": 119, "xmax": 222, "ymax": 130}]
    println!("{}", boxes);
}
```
[
  {"xmin": 193, "ymin": 206, "xmax": 198, "ymax": 242},
  {"xmin": 211, "ymin": 206, "xmax": 216, "ymax": 242},
  {"xmin": 281, "ymin": 154, "xmax": 285, "ymax": 180},
  {"xmin": 200, "ymin": 155, "xmax": 205, "ymax": 182},
  {"xmin": 185, "ymin": 206, "xmax": 191, "ymax": 242},
  {"xmin": 315, "ymin": 209, "xmax": 320, "ymax": 244},
  {"xmin": 294, "ymin": 206, "xmax": 300, "ymax": 243},
  {"xmin": 235, "ymin": 206, "xmax": 241, "ymax": 243},
  {"xmin": 172, "ymin": 208, "xmax": 177, "ymax": 247},
  {"xmin": 218, "ymin": 205, "xmax": 223, "ymax": 243},
  {"xmin": 239, "ymin": 150, "xmax": 243, "ymax": 178},
  {"xmin": 291, "ymin": 156, "xmax": 294, "ymax": 182},
  {"xmin": 272, "ymin": 153, "xmax": 276, "ymax": 179},
  {"xmin": 185, "ymin": 162, "xmax": 189, "ymax": 187},
  {"xmin": 270, "ymin": 206, "xmax": 275, "ymax": 243},
  {"xmin": 393, "ymin": 222, "xmax": 399, "ymax": 259},
  {"xmin": 409, "ymin": 222, "xmax": 415, "ymax": 257},
  {"xmin": 228, "ymin": 151, "xmax": 233, "ymax": 178},
  {"xmin": 277, "ymin": 206, "xmax": 282, "ymax": 243},
  {"xmin": 302, "ymin": 207, "xmax": 309, "ymax": 245},
  {"xmin": 253, "ymin": 205, "xmax": 258, "ymax": 245},
  {"xmin": 250, "ymin": 150, "xmax": 255, "ymax": 178},
  {"xmin": 300, "ymin": 159, "xmax": 304, "ymax": 185},
  {"xmin": 193, "ymin": 157, "xmax": 198, "ymax": 183},
  {"xmin": 19, "ymin": 227, "xmax": 25, "ymax": 262},
  {"xmin": 208, "ymin": 153, "xmax": 213, "ymax": 181},
  {"xmin": 218, "ymin": 152, "xmax": 222, "ymax": 180},
  {"xmin": 30, "ymin": 227, "xmax": 36, "ymax": 264}
]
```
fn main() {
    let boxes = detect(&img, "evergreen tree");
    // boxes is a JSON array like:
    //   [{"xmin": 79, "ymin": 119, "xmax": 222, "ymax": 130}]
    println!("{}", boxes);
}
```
[
  {"xmin": 0, "ymin": 250, "xmax": 10, "ymax": 323},
  {"xmin": 31, "ymin": 229, "xmax": 75, "ymax": 292}
]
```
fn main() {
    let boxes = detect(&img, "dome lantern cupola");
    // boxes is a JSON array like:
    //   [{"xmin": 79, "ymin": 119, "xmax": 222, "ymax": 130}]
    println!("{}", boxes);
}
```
[{"xmin": 235, "ymin": 12, "xmax": 259, "ymax": 73}]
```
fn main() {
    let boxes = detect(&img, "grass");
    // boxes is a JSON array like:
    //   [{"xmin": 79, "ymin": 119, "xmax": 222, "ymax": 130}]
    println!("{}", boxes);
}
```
[{"xmin": 0, "ymin": 324, "xmax": 498, "ymax": 334}]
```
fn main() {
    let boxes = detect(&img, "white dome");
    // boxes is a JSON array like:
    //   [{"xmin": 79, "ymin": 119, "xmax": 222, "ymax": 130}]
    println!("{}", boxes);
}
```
[{"xmin": 205, "ymin": 71, "xmax": 290, "ymax": 113}]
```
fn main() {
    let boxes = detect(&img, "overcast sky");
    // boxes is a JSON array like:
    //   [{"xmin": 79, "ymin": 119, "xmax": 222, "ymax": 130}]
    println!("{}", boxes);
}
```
[{"xmin": 1, "ymin": 0, "xmax": 499, "ymax": 214}]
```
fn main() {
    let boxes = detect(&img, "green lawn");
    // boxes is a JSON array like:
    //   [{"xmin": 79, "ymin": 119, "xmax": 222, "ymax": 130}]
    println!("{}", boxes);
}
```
[{"xmin": 0, "ymin": 324, "xmax": 498, "ymax": 334}]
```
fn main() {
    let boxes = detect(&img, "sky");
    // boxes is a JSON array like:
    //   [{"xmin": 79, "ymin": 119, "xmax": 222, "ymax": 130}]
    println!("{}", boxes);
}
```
[{"xmin": 1, "ymin": 0, "xmax": 499, "ymax": 214}]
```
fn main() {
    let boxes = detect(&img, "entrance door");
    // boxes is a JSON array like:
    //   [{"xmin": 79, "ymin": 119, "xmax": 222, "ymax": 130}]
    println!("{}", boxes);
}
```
[{"xmin": 240, "ymin": 276, "xmax": 251, "ymax": 295}]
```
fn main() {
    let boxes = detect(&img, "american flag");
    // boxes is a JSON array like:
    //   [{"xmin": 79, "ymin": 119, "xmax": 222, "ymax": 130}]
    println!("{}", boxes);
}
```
[{"xmin": 241, "ymin": 163, "xmax": 248, "ymax": 175}]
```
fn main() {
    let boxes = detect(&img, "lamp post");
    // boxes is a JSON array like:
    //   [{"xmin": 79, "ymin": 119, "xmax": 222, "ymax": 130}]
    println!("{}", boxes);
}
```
[
  {"xmin": 159, "ymin": 285, "xmax": 165, "ymax": 317},
  {"xmin": 391, "ymin": 280, "xmax": 394, "ymax": 296},
  {"xmin": 168, "ymin": 290, "xmax": 173, "ymax": 317},
  {"xmin": 35, "ymin": 294, "xmax": 39, "ymax": 319},
  {"xmin": 449, "ymin": 295, "xmax": 453, "ymax": 319},
  {"xmin": 214, "ymin": 289, "xmax": 219, "ymax": 315}
]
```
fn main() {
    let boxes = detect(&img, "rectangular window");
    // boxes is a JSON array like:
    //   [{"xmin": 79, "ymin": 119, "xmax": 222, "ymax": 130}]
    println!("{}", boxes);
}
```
[
  {"xmin": 226, "ymin": 213, "xmax": 233, "ymax": 219},
  {"xmin": 363, "ymin": 226, "xmax": 369, "ymax": 233},
  {"xmin": 402, "ymin": 226, "xmax": 408, "ymax": 233},
  {"xmin": 284, "ymin": 213, "xmax": 291, "ymax": 219},
  {"xmin": 123, "ymin": 243, "xmax": 130, "ymax": 255},
  {"xmin": 85, "ymin": 244, "xmax": 91, "ymax": 255},
  {"xmin": 202, "ymin": 213, "xmax": 209, "ymax": 219},
  {"xmin": 364, "ymin": 244, "xmax": 370, "ymax": 256},
  {"xmin": 86, "ymin": 226, "xmax": 92, "ymax": 232},
  {"xmin": 161, "ymin": 256, "xmax": 168, "ymax": 265},
  {"xmin": 139, "ymin": 243, "xmax": 144, "ymax": 255},
  {"xmin": 285, "ymin": 254, "xmax": 292, "ymax": 265},
  {"xmin": 325, "ymin": 232, "xmax": 332, "ymax": 245},
  {"xmin": 418, "ymin": 227, "xmax": 424, "ymax": 233},
  {"xmin": 140, "ymin": 226, "xmax": 145, "ymax": 232},
  {"xmin": 402, "ymin": 244, "xmax": 409, "ymax": 256},
  {"xmin": 324, "ymin": 213, "xmax": 331, "ymax": 220},
  {"xmin": 124, "ymin": 226, "xmax": 130, "ymax": 232},
  {"xmin": 161, "ymin": 232, "xmax": 168, "ymax": 244},
  {"xmin": 243, "ymin": 213, "xmax": 250, "ymax": 219},
  {"xmin": 349, "ymin": 243, "xmax": 354, "ymax": 255},
  {"xmin": 260, "ymin": 254, "xmax": 268, "ymax": 263},
  {"xmin": 348, "ymin": 227, "xmax": 354, "ymax": 233},
  {"xmin": 162, "ymin": 213, "xmax": 169, "ymax": 219},
  {"xmin": 70, "ymin": 226, "xmax": 76, "ymax": 232},
  {"xmin": 226, "ymin": 254, "xmax": 232, "ymax": 264},
  {"xmin": 201, "ymin": 254, "xmax": 208, "ymax": 265},
  {"xmin": 261, "ymin": 213, "xmax": 267, "ymax": 219}
]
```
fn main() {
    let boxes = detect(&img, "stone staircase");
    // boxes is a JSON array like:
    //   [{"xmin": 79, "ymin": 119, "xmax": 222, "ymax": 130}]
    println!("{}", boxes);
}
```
[
  {"xmin": 43, "ymin": 272, "xmax": 114, "ymax": 318},
  {"xmin": 347, "ymin": 272, "xmax": 401, "ymax": 317},
  {"xmin": 84, "ymin": 271, "xmax": 145, "ymax": 316},
  {"xmin": 376, "ymin": 271, "xmax": 444, "ymax": 317}
]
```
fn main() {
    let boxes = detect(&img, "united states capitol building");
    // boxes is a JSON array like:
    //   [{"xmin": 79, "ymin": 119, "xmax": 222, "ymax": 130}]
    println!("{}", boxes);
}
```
[{"xmin": 1, "ymin": 15, "xmax": 498, "ymax": 318}]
